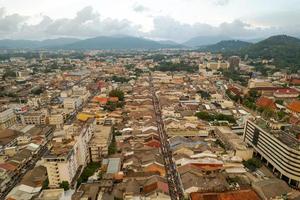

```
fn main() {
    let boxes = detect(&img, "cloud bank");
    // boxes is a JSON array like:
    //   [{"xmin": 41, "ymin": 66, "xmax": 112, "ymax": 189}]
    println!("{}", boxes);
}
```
[{"xmin": 0, "ymin": 6, "xmax": 299, "ymax": 42}]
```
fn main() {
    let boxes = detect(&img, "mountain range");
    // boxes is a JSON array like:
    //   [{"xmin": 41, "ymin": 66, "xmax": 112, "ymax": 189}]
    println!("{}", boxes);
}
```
[
  {"xmin": 0, "ymin": 35, "xmax": 261, "ymax": 50},
  {"xmin": 183, "ymin": 35, "xmax": 232, "ymax": 47},
  {"xmin": 0, "ymin": 36, "xmax": 184, "ymax": 50},
  {"xmin": 0, "ymin": 38, "xmax": 80, "ymax": 49},
  {"xmin": 0, "ymin": 34, "xmax": 299, "ymax": 55},
  {"xmin": 60, "ymin": 36, "xmax": 184, "ymax": 50}
]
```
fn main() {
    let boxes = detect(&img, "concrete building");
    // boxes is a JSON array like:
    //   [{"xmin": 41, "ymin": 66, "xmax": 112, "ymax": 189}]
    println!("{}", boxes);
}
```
[
  {"xmin": 63, "ymin": 97, "xmax": 82, "ymax": 110},
  {"xmin": 0, "ymin": 107, "xmax": 17, "ymax": 129},
  {"xmin": 248, "ymin": 79, "xmax": 273, "ymax": 89},
  {"xmin": 243, "ymin": 118, "xmax": 300, "ymax": 188},
  {"xmin": 214, "ymin": 126, "xmax": 253, "ymax": 160},
  {"xmin": 21, "ymin": 111, "xmax": 47, "ymax": 125},
  {"xmin": 36, "ymin": 189, "xmax": 65, "ymax": 200},
  {"xmin": 89, "ymin": 125, "xmax": 112, "ymax": 162},
  {"xmin": 228, "ymin": 56, "xmax": 240, "ymax": 70},
  {"xmin": 0, "ymin": 129, "xmax": 22, "ymax": 154},
  {"xmin": 48, "ymin": 114, "xmax": 64, "ymax": 129},
  {"xmin": 42, "ymin": 138, "xmax": 79, "ymax": 188},
  {"xmin": 204, "ymin": 61, "xmax": 229, "ymax": 70},
  {"xmin": 43, "ymin": 119, "xmax": 94, "ymax": 188},
  {"xmin": 73, "ymin": 119, "xmax": 95, "ymax": 166}
]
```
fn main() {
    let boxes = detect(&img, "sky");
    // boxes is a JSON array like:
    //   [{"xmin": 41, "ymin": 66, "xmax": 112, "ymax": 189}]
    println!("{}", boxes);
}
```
[{"xmin": 0, "ymin": 0, "xmax": 300, "ymax": 42}]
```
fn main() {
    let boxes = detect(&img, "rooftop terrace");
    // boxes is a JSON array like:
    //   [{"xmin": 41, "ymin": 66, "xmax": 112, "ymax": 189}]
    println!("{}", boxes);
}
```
[{"xmin": 253, "ymin": 118, "xmax": 300, "ymax": 150}]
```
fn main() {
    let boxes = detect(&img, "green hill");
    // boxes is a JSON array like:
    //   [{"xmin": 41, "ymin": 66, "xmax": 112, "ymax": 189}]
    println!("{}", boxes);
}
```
[
  {"xmin": 241, "ymin": 35, "xmax": 300, "ymax": 71},
  {"xmin": 199, "ymin": 40, "xmax": 252, "ymax": 52},
  {"xmin": 219, "ymin": 35, "xmax": 300, "ymax": 72}
]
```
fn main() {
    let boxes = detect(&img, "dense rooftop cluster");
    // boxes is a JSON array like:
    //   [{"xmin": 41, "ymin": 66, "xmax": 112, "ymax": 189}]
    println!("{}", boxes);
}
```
[{"xmin": 0, "ymin": 49, "xmax": 299, "ymax": 200}]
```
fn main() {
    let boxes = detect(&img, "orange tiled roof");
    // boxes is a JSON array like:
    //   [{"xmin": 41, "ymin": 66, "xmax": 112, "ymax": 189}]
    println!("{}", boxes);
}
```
[
  {"xmin": 93, "ymin": 97, "xmax": 108, "ymax": 104},
  {"xmin": 287, "ymin": 100, "xmax": 300, "ymax": 113},
  {"xmin": 256, "ymin": 96, "xmax": 276, "ymax": 109}
]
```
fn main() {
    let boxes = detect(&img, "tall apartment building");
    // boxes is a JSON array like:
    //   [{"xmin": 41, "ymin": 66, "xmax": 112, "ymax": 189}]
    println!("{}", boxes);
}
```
[
  {"xmin": 228, "ymin": 56, "xmax": 240, "ymax": 70},
  {"xmin": 89, "ymin": 125, "xmax": 112, "ymax": 162},
  {"xmin": 243, "ymin": 119, "xmax": 300, "ymax": 188},
  {"xmin": 73, "ymin": 119, "xmax": 95, "ymax": 166},
  {"xmin": 43, "ymin": 139, "xmax": 79, "ymax": 188},
  {"xmin": 0, "ymin": 107, "xmax": 17, "ymax": 129},
  {"xmin": 43, "ymin": 119, "xmax": 95, "ymax": 188}
]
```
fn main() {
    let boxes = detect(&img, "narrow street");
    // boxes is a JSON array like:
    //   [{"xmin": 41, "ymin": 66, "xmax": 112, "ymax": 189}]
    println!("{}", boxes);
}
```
[{"xmin": 149, "ymin": 74, "xmax": 184, "ymax": 200}]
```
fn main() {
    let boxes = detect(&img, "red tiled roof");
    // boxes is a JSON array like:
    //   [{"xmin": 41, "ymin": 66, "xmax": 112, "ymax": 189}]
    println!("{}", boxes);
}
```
[
  {"xmin": 290, "ymin": 79, "xmax": 300, "ymax": 85},
  {"xmin": 256, "ymin": 96, "xmax": 276, "ymax": 110},
  {"xmin": 274, "ymin": 88, "xmax": 299, "ymax": 95},
  {"xmin": 190, "ymin": 189, "xmax": 260, "ymax": 200},
  {"xmin": 145, "ymin": 139, "xmax": 161, "ymax": 148},
  {"xmin": 0, "ymin": 163, "xmax": 17, "ymax": 171},
  {"xmin": 287, "ymin": 100, "xmax": 300, "ymax": 113},
  {"xmin": 228, "ymin": 86, "xmax": 241, "ymax": 96}
]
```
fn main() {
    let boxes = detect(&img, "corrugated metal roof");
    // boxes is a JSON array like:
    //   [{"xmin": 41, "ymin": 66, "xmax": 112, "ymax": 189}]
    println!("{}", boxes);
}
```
[{"xmin": 107, "ymin": 158, "xmax": 121, "ymax": 174}]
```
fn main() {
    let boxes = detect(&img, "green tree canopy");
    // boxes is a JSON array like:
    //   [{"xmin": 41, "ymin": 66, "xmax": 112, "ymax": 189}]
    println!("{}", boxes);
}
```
[{"xmin": 109, "ymin": 89, "xmax": 124, "ymax": 101}]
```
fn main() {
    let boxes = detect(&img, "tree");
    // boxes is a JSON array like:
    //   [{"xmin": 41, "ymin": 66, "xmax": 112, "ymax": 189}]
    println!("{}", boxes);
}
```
[
  {"xmin": 104, "ymin": 101, "xmax": 117, "ymax": 111},
  {"xmin": 249, "ymin": 89, "xmax": 260, "ymax": 99},
  {"xmin": 275, "ymin": 99, "xmax": 284, "ymax": 105},
  {"xmin": 195, "ymin": 111, "xmax": 214, "ymax": 121},
  {"xmin": 195, "ymin": 111, "xmax": 236, "ymax": 123},
  {"xmin": 261, "ymin": 107, "xmax": 275, "ymax": 118},
  {"xmin": 243, "ymin": 158, "xmax": 262, "ymax": 172},
  {"xmin": 277, "ymin": 111, "xmax": 286, "ymax": 120},
  {"xmin": 77, "ymin": 162, "xmax": 100, "ymax": 187},
  {"xmin": 42, "ymin": 178, "xmax": 49, "ymax": 189},
  {"xmin": 155, "ymin": 62, "xmax": 198, "ymax": 73},
  {"xmin": 108, "ymin": 135, "xmax": 117, "ymax": 155},
  {"xmin": 31, "ymin": 87, "xmax": 44, "ymax": 95},
  {"xmin": 109, "ymin": 89, "xmax": 124, "ymax": 101},
  {"xmin": 59, "ymin": 181, "xmax": 70, "ymax": 191}
]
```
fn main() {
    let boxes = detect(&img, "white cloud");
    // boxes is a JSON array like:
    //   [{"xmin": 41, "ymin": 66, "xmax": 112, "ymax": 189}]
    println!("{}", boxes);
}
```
[
  {"xmin": 0, "ymin": 7, "xmax": 28, "ymax": 35},
  {"xmin": 0, "ymin": 6, "xmax": 141, "ymax": 40},
  {"xmin": 148, "ymin": 17, "xmax": 277, "ymax": 42},
  {"xmin": 0, "ymin": 6, "xmax": 299, "ymax": 42}
]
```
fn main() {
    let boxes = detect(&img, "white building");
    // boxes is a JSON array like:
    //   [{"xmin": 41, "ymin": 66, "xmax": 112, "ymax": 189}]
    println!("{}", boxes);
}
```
[
  {"xmin": 63, "ymin": 97, "xmax": 82, "ymax": 110},
  {"xmin": 244, "ymin": 119, "xmax": 300, "ymax": 188}
]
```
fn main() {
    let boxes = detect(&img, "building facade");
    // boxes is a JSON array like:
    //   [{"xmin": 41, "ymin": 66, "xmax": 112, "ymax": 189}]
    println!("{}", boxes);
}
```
[
  {"xmin": 243, "ymin": 119, "xmax": 300, "ymax": 188},
  {"xmin": 0, "ymin": 108, "xmax": 17, "ymax": 129}
]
